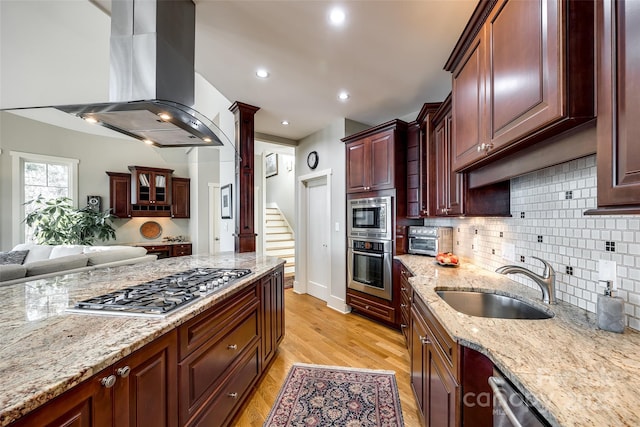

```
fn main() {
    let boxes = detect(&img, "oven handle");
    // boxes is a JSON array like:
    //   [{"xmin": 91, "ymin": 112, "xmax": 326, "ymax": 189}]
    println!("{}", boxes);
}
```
[
  {"xmin": 352, "ymin": 250, "xmax": 384, "ymax": 258},
  {"xmin": 488, "ymin": 376, "xmax": 524, "ymax": 427}
]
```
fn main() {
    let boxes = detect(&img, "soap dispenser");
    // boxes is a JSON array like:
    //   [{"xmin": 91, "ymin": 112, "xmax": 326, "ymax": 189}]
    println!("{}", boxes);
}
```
[{"xmin": 597, "ymin": 280, "xmax": 625, "ymax": 333}]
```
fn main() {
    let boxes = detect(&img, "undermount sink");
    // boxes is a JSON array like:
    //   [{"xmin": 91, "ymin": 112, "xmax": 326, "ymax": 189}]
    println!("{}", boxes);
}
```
[{"xmin": 436, "ymin": 290, "xmax": 553, "ymax": 320}]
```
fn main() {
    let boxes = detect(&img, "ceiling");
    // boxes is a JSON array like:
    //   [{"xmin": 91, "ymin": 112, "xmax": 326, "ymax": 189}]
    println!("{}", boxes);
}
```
[{"xmin": 1, "ymin": 0, "xmax": 478, "ymax": 143}]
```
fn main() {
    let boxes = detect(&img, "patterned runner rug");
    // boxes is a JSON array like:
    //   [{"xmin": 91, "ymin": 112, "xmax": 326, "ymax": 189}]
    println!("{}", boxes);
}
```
[{"xmin": 264, "ymin": 363, "xmax": 404, "ymax": 427}]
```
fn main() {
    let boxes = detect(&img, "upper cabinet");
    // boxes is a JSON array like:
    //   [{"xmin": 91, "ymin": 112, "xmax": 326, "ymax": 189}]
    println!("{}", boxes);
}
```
[
  {"xmin": 106, "ymin": 167, "xmax": 190, "ymax": 218},
  {"xmin": 434, "ymin": 97, "xmax": 464, "ymax": 217},
  {"xmin": 447, "ymin": 0, "xmax": 595, "ymax": 172},
  {"xmin": 407, "ymin": 103, "xmax": 441, "ymax": 218},
  {"xmin": 343, "ymin": 120, "xmax": 407, "ymax": 194},
  {"xmin": 591, "ymin": 0, "xmax": 640, "ymax": 213}
]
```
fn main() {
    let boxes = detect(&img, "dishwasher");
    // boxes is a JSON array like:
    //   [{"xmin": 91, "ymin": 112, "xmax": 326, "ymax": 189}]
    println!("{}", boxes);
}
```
[{"xmin": 488, "ymin": 369, "xmax": 550, "ymax": 427}]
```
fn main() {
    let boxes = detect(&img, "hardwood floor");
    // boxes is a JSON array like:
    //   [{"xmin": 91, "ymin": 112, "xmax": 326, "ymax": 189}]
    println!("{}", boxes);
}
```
[{"xmin": 232, "ymin": 289, "xmax": 421, "ymax": 426}]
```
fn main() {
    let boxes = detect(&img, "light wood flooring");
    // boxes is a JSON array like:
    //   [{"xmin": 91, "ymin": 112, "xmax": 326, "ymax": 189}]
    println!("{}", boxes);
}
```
[{"xmin": 232, "ymin": 289, "xmax": 421, "ymax": 426}]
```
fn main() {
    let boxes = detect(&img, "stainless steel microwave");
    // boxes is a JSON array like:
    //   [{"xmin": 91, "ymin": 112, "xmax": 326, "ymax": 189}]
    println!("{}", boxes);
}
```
[
  {"xmin": 407, "ymin": 226, "xmax": 453, "ymax": 256},
  {"xmin": 347, "ymin": 196, "xmax": 392, "ymax": 240}
]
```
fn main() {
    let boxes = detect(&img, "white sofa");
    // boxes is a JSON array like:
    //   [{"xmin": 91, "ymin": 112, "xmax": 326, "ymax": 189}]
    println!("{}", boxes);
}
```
[{"xmin": 0, "ymin": 243, "xmax": 157, "ymax": 286}]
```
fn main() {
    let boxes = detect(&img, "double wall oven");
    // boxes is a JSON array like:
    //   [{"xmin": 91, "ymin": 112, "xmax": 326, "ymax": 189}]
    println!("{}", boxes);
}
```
[{"xmin": 347, "ymin": 196, "xmax": 393, "ymax": 301}]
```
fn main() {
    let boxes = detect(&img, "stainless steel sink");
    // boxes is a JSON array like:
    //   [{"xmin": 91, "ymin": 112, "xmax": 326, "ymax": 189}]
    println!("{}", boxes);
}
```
[{"xmin": 436, "ymin": 290, "xmax": 553, "ymax": 319}]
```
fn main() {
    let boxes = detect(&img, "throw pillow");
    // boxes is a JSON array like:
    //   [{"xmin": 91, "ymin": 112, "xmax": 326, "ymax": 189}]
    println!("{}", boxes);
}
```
[{"xmin": 0, "ymin": 250, "xmax": 30, "ymax": 265}]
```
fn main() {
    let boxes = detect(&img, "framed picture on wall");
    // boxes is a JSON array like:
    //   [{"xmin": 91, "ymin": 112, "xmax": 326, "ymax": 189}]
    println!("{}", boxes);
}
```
[
  {"xmin": 265, "ymin": 153, "xmax": 278, "ymax": 178},
  {"xmin": 221, "ymin": 184, "xmax": 232, "ymax": 219}
]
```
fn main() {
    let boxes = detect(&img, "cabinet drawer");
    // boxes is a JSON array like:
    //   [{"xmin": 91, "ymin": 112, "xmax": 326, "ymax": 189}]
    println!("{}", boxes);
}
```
[
  {"xmin": 413, "ymin": 293, "xmax": 457, "ymax": 370},
  {"xmin": 179, "ymin": 310, "xmax": 259, "ymax": 425},
  {"xmin": 179, "ymin": 285, "xmax": 259, "ymax": 359},
  {"xmin": 171, "ymin": 244, "xmax": 192, "ymax": 257},
  {"xmin": 347, "ymin": 293, "xmax": 395, "ymax": 324},
  {"xmin": 190, "ymin": 344, "xmax": 261, "ymax": 427}
]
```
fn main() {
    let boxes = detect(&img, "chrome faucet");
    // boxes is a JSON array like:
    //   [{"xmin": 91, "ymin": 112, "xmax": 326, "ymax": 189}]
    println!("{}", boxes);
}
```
[{"xmin": 495, "ymin": 257, "xmax": 556, "ymax": 304}]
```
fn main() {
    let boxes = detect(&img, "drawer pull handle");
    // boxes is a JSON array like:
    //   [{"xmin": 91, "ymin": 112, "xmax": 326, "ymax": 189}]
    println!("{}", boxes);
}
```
[
  {"xmin": 227, "ymin": 344, "xmax": 238, "ymax": 350},
  {"xmin": 101, "ymin": 375, "xmax": 116, "ymax": 388},
  {"xmin": 228, "ymin": 392, "xmax": 238, "ymax": 399},
  {"xmin": 401, "ymin": 287, "xmax": 407, "ymax": 292},
  {"xmin": 419, "ymin": 335, "xmax": 430, "ymax": 345},
  {"xmin": 116, "ymin": 366, "xmax": 130, "ymax": 378},
  {"xmin": 400, "ymin": 303, "xmax": 407, "ymax": 308},
  {"xmin": 401, "ymin": 324, "xmax": 408, "ymax": 329}
]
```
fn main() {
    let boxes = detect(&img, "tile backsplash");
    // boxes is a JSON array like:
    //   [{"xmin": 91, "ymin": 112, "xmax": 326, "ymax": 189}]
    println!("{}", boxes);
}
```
[{"xmin": 424, "ymin": 154, "xmax": 640, "ymax": 332}]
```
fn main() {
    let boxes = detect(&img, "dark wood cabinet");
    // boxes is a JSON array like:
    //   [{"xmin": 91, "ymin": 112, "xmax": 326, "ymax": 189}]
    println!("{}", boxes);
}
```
[
  {"xmin": 11, "ymin": 331, "xmax": 177, "ymax": 427},
  {"xmin": 411, "ymin": 293, "xmax": 458, "ymax": 427},
  {"xmin": 343, "ymin": 120, "xmax": 407, "ymax": 194},
  {"xmin": 434, "ymin": 97, "xmax": 464, "ymax": 217},
  {"xmin": 398, "ymin": 263, "xmax": 412, "ymax": 347},
  {"xmin": 170, "ymin": 244, "xmax": 192, "ymax": 257},
  {"xmin": 347, "ymin": 290, "xmax": 396, "ymax": 326},
  {"xmin": 407, "ymin": 103, "xmax": 441, "ymax": 218},
  {"xmin": 261, "ymin": 266, "xmax": 285, "ymax": 367},
  {"xmin": 591, "ymin": 0, "xmax": 640, "ymax": 213},
  {"xmin": 107, "ymin": 167, "xmax": 190, "ymax": 218},
  {"xmin": 447, "ymin": 0, "xmax": 595, "ymax": 172},
  {"xmin": 171, "ymin": 177, "xmax": 190, "ymax": 219},
  {"xmin": 107, "ymin": 172, "xmax": 132, "ymax": 219}
]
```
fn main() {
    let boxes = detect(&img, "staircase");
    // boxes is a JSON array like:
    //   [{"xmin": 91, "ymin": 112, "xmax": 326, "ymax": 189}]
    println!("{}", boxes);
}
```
[{"xmin": 264, "ymin": 206, "xmax": 295, "ymax": 278}]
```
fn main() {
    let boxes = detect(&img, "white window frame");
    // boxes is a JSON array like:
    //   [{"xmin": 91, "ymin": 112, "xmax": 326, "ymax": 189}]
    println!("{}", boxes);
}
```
[{"xmin": 10, "ymin": 151, "xmax": 79, "ymax": 246}]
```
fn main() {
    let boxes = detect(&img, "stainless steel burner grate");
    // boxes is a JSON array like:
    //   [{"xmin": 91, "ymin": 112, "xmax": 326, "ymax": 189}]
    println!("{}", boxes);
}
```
[{"xmin": 67, "ymin": 268, "xmax": 252, "ymax": 317}]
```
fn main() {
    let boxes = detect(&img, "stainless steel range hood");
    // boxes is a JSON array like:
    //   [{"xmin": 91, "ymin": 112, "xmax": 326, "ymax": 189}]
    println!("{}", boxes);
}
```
[{"xmin": 55, "ymin": 0, "xmax": 225, "ymax": 148}]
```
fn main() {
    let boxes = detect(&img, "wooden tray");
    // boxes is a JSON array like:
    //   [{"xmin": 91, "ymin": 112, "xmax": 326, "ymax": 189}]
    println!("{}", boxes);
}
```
[{"xmin": 140, "ymin": 221, "xmax": 162, "ymax": 239}]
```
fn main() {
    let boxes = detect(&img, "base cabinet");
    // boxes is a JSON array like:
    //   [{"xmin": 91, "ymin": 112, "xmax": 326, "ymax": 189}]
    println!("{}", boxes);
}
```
[
  {"xmin": 10, "ymin": 266, "xmax": 285, "ymax": 427},
  {"xmin": 10, "ymin": 331, "xmax": 177, "ymax": 427}
]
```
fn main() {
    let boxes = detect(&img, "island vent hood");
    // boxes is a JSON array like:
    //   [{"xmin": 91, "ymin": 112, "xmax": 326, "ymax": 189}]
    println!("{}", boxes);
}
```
[{"xmin": 56, "ymin": 0, "xmax": 225, "ymax": 148}]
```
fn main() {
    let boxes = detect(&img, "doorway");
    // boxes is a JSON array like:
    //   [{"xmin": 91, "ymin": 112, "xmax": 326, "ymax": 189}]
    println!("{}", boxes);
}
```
[{"xmin": 296, "ymin": 169, "xmax": 332, "ymax": 303}]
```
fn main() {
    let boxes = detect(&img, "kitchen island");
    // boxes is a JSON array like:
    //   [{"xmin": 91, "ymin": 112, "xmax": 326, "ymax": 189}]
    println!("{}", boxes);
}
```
[
  {"xmin": 397, "ymin": 254, "xmax": 640, "ymax": 427},
  {"xmin": 0, "ymin": 253, "xmax": 284, "ymax": 427}
]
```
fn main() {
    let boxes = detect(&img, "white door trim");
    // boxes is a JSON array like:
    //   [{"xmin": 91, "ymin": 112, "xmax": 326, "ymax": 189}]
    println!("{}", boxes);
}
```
[
  {"xmin": 208, "ymin": 183, "xmax": 221, "ymax": 254},
  {"xmin": 295, "ymin": 168, "xmax": 332, "ymax": 297}
]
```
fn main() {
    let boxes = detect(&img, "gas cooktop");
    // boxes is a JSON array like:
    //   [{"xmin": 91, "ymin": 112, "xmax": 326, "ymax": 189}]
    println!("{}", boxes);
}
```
[{"xmin": 67, "ymin": 268, "xmax": 252, "ymax": 317}]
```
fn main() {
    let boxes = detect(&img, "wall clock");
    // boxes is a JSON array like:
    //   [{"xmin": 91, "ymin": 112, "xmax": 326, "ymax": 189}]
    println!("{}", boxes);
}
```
[{"xmin": 307, "ymin": 151, "xmax": 319, "ymax": 170}]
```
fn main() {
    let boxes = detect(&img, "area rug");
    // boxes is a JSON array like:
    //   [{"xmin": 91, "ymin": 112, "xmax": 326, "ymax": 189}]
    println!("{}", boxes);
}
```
[{"xmin": 264, "ymin": 363, "xmax": 404, "ymax": 427}]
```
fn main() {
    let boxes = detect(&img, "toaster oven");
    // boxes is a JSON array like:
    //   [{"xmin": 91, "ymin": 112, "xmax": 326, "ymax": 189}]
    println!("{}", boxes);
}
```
[{"xmin": 407, "ymin": 226, "xmax": 453, "ymax": 256}]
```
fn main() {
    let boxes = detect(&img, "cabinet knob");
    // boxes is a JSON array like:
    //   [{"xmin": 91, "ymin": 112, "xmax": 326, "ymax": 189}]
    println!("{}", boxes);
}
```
[
  {"xmin": 227, "ymin": 392, "xmax": 238, "ymax": 399},
  {"xmin": 116, "ymin": 366, "xmax": 130, "ymax": 378},
  {"xmin": 477, "ymin": 142, "xmax": 494, "ymax": 153},
  {"xmin": 401, "ymin": 287, "xmax": 407, "ymax": 291},
  {"xmin": 401, "ymin": 303, "xmax": 407, "ymax": 308},
  {"xmin": 365, "ymin": 305, "xmax": 370, "ymax": 310},
  {"xmin": 401, "ymin": 323, "xmax": 408, "ymax": 329},
  {"xmin": 419, "ymin": 335, "xmax": 430, "ymax": 345},
  {"xmin": 227, "ymin": 344, "xmax": 238, "ymax": 350},
  {"xmin": 442, "ymin": 208, "xmax": 450, "ymax": 214},
  {"xmin": 101, "ymin": 375, "xmax": 117, "ymax": 388}
]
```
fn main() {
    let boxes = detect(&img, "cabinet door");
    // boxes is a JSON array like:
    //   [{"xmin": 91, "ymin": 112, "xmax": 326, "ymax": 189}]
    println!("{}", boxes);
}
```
[
  {"xmin": 151, "ymin": 171, "xmax": 170, "ymax": 205},
  {"xmin": 369, "ymin": 129, "xmax": 394, "ymax": 191},
  {"xmin": 436, "ymin": 111, "xmax": 464, "ymax": 217},
  {"xmin": 113, "ymin": 330, "xmax": 178, "ymax": 427},
  {"xmin": 451, "ymin": 27, "xmax": 486, "ymax": 172},
  {"xmin": 107, "ymin": 172, "xmax": 131, "ymax": 219},
  {"xmin": 487, "ymin": 0, "xmax": 560, "ymax": 147},
  {"xmin": 596, "ymin": 0, "xmax": 640, "ymax": 209},
  {"xmin": 171, "ymin": 177, "xmax": 190, "ymax": 218},
  {"xmin": 446, "ymin": 113, "xmax": 464, "ymax": 216},
  {"xmin": 410, "ymin": 307, "xmax": 427, "ymax": 422},
  {"xmin": 273, "ymin": 267, "xmax": 285, "ymax": 346},
  {"xmin": 11, "ymin": 368, "xmax": 113, "ymax": 427},
  {"xmin": 346, "ymin": 140, "xmax": 368, "ymax": 193},
  {"xmin": 407, "ymin": 122, "xmax": 421, "ymax": 218},
  {"xmin": 261, "ymin": 273, "xmax": 276, "ymax": 365},
  {"xmin": 427, "ymin": 344, "xmax": 459, "ymax": 427}
]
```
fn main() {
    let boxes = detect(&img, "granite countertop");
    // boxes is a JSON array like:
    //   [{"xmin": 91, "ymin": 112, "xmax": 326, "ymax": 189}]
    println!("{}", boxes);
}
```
[
  {"xmin": 396, "ymin": 254, "xmax": 640, "ymax": 427},
  {"xmin": 0, "ymin": 253, "xmax": 284, "ymax": 427}
]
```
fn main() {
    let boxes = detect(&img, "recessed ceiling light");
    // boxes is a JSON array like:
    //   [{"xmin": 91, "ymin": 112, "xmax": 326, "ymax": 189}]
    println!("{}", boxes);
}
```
[
  {"xmin": 338, "ymin": 91, "xmax": 350, "ymax": 101},
  {"xmin": 143, "ymin": 139, "xmax": 154, "ymax": 145},
  {"xmin": 281, "ymin": 120, "xmax": 289, "ymax": 126},
  {"xmin": 329, "ymin": 7, "xmax": 346, "ymax": 26},
  {"xmin": 83, "ymin": 116, "xmax": 98, "ymax": 124},
  {"xmin": 256, "ymin": 68, "xmax": 270, "ymax": 78}
]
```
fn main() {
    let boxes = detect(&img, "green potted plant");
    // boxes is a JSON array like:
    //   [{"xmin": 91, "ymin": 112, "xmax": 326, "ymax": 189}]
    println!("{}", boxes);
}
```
[{"xmin": 24, "ymin": 196, "xmax": 117, "ymax": 245}]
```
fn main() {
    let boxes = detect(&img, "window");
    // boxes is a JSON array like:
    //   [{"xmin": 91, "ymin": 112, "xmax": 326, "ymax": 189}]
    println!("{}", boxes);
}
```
[{"xmin": 11, "ymin": 152, "xmax": 79, "ymax": 244}]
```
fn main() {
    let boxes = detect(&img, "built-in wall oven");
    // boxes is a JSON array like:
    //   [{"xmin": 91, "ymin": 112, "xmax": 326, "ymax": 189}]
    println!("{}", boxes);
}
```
[
  {"xmin": 348, "ymin": 196, "xmax": 392, "ymax": 241},
  {"xmin": 347, "ymin": 238, "xmax": 392, "ymax": 301}
]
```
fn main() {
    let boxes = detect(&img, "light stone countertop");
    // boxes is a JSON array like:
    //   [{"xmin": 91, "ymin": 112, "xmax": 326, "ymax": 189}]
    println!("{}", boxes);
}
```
[
  {"xmin": 396, "ymin": 254, "xmax": 640, "ymax": 427},
  {"xmin": 0, "ymin": 253, "xmax": 284, "ymax": 427}
]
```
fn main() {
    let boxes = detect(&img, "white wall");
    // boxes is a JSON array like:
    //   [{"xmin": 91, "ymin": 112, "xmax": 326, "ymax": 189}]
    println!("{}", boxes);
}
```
[
  {"xmin": 265, "ymin": 152, "xmax": 296, "ymax": 228},
  {"xmin": 295, "ymin": 118, "xmax": 369, "ymax": 312}
]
